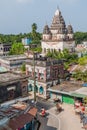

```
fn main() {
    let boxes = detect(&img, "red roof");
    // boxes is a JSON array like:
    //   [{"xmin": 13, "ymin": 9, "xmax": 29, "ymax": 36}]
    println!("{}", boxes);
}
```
[
  {"xmin": 8, "ymin": 113, "xmax": 33, "ymax": 130},
  {"xmin": 1, "ymin": 107, "xmax": 37, "ymax": 130},
  {"xmin": 28, "ymin": 107, "xmax": 37, "ymax": 117}
]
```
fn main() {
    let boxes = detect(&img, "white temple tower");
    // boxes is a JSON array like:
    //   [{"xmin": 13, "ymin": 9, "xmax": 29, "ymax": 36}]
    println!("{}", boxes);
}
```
[{"xmin": 41, "ymin": 9, "xmax": 75, "ymax": 54}]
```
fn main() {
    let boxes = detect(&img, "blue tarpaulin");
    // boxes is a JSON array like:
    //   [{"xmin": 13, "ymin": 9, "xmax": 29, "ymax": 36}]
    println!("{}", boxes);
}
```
[{"xmin": 82, "ymin": 83, "xmax": 87, "ymax": 87}]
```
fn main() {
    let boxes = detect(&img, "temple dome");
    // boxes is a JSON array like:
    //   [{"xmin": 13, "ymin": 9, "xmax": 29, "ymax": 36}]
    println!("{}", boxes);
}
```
[
  {"xmin": 55, "ymin": 9, "xmax": 60, "ymax": 16},
  {"xmin": 43, "ymin": 24, "xmax": 51, "ymax": 34},
  {"xmin": 67, "ymin": 24, "xmax": 73, "ymax": 34},
  {"xmin": 50, "ymin": 9, "xmax": 66, "ymax": 34}
]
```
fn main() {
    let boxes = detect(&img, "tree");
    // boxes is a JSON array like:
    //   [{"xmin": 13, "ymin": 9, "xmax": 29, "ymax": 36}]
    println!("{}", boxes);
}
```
[
  {"xmin": 31, "ymin": 23, "xmax": 41, "ymax": 44},
  {"xmin": 32, "ymin": 23, "xmax": 37, "ymax": 33},
  {"xmin": 9, "ymin": 42, "xmax": 25, "ymax": 55},
  {"xmin": 31, "ymin": 23, "xmax": 37, "ymax": 40},
  {"xmin": 74, "ymin": 32, "xmax": 87, "ymax": 44},
  {"xmin": 72, "ymin": 70, "xmax": 87, "ymax": 82},
  {"xmin": 21, "ymin": 63, "xmax": 26, "ymax": 72},
  {"xmin": 78, "ymin": 56, "xmax": 87, "ymax": 65},
  {"xmin": 83, "ymin": 97, "xmax": 87, "ymax": 106},
  {"xmin": 46, "ymin": 50, "xmax": 53, "ymax": 58},
  {"xmin": 30, "ymin": 46, "xmax": 42, "ymax": 53}
]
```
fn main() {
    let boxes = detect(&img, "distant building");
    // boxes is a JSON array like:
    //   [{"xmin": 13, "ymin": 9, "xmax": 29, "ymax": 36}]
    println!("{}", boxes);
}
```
[
  {"xmin": 26, "ymin": 54, "xmax": 65, "ymax": 99},
  {"xmin": 75, "ymin": 42, "xmax": 87, "ymax": 57},
  {"xmin": 75, "ymin": 44, "xmax": 85, "ymax": 52},
  {"xmin": 83, "ymin": 41, "xmax": 87, "ymax": 48},
  {"xmin": 0, "ymin": 72, "xmax": 28, "ymax": 103},
  {"xmin": 22, "ymin": 37, "xmax": 32, "ymax": 45},
  {"xmin": 0, "ymin": 43, "xmax": 11, "ymax": 56},
  {"xmin": 41, "ymin": 9, "xmax": 75, "ymax": 54},
  {"xmin": 0, "ymin": 55, "xmax": 29, "ymax": 71},
  {"xmin": 29, "ymin": 44, "xmax": 39, "ymax": 49},
  {"xmin": 22, "ymin": 38, "xmax": 32, "ymax": 49}
]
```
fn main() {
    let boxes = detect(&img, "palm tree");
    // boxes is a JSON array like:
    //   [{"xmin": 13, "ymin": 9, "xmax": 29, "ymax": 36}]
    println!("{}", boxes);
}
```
[
  {"xmin": 32, "ymin": 23, "xmax": 37, "ymax": 33},
  {"xmin": 31, "ymin": 23, "xmax": 39, "ymax": 44}
]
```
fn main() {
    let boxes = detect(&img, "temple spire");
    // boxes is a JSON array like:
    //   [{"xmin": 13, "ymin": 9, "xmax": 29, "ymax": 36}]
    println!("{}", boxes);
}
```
[
  {"xmin": 57, "ymin": 5, "xmax": 60, "ymax": 10},
  {"xmin": 54, "ymin": 6, "xmax": 61, "ymax": 16}
]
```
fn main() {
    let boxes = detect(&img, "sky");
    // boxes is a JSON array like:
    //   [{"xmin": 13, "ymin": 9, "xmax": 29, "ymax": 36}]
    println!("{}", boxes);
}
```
[{"xmin": 0, "ymin": 0, "xmax": 87, "ymax": 34}]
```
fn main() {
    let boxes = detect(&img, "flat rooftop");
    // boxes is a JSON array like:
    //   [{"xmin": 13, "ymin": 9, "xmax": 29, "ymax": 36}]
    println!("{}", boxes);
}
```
[
  {"xmin": 0, "ymin": 72, "xmax": 27, "ymax": 84},
  {"xmin": 75, "ymin": 87, "xmax": 87, "ymax": 95},
  {"xmin": 0, "ymin": 55, "xmax": 28, "ymax": 61},
  {"xmin": 0, "ymin": 67, "xmax": 7, "ymax": 73},
  {"xmin": 49, "ymin": 81, "xmax": 83, "ymax": 93}
]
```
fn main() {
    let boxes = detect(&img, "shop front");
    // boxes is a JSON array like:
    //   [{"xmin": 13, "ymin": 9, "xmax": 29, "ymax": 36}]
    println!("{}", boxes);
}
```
[{"xmin": 62, "ymin": 94, "xmax": 74, "ymax": 104}]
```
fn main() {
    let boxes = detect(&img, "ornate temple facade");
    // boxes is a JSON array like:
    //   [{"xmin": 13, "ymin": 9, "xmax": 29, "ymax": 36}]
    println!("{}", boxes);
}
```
[{"xmin": 41, "ymin": 9, "xmax": 75, "ymax": 54}]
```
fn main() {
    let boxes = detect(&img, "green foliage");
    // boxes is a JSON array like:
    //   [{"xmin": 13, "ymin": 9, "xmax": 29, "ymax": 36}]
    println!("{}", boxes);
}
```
[
  {"xmin": 0, "ymin": 23, "xmax": 41, "ymax": 44},
  {"xmin": 30, "ymin": 46, "xmax": 42, "ymax": 53},
  {"xmin": 21, "ymin": 63, "xmax": 26, "ymax": 72},
  {"xmin": 78, "ymin": 56, "xmax": 87, "ymax": 65},
  {"xmin": 9, "ymin": 42, "xmax": 25, "ymax": 55},
  {"xmin": 31, "ymin": 23, "xmax": 37, "ymax": 40},
  {"xmin": 72, "ymin": 70, "xmax": 87, "ymax": 82},
  {"xmin": 46, "ymin": 50, "xmax": 53, "ymax": 57},
  {"xmin": 64, "ymin": 62, "xmax": 69, "ymax": 70},
  {"xmin": 31, "ymin": 23, "xmax": 41, "ymax": 44},
  {"xmin": 83, "ymin": 97, "xmax": 87, "ymax": 106},
  {"xmin": 46, "ymin": 49, "xmax": 78, "ymax": 69},
  {"xmin": 74, "ymin": 32, "xmax": 87, "ymax": 44},
  {"xmin": 31, "ymin": 39, "xmax": 41, "ymax": 44}
]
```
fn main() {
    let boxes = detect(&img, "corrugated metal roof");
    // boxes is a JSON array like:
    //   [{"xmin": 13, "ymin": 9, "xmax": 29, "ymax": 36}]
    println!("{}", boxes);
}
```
[
  {"xmin": 0, "ymin": 101, "xmax": 37, "ymax": 130},
  {"xmin": 82, "ymin": 83, "xmax": 87, "ymax": 87},
  {"xmin": 71, "ymin": 93, "xmax": 86, "ymax": 98}
]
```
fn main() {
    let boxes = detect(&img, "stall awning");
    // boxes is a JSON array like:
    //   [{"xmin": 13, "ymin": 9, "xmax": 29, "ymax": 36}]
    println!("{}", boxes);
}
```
[{"xmin": 71, "ymin": 93, "xmax": 87, "ymax": 98}]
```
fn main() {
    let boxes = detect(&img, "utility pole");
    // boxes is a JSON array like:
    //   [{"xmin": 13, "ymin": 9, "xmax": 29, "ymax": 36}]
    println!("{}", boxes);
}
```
[{"xmin": 33, "ymin": 52, "xmax": 36, "ymax": 102}]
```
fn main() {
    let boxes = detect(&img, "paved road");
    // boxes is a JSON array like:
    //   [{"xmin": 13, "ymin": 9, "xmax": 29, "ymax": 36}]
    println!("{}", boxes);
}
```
[
  {"xmin": 37, "ymin": 113, "xmax": 59, "ymax": 130},
  {"xmin": 1, "ymin": 97, "xmax": 59, "ymax": 130},
  {"xmin": 1, "ymin": 97, "xmax": 83, "ymax": 130},
  {"xmin": 35, "ymin": 100, "xmax": 59, "ymax": 130}
]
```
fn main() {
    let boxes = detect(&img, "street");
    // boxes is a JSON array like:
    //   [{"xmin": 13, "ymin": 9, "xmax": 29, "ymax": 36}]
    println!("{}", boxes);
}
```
[
  {"xmin": 35, "ymin": 99, "xmax": 59, "ymax": 130},
  {"xmin": 37, "ymin": 113, "xmax": 59, "ymax": 130},
  {"xmin": 31, "ymin": 98, "xmax": 83, "ymax": 130},
  {"xmin": 0, "ymin": 97, "xmax": 59, "ymax": 130},
  {"xmin": 0, "ymin": 96, "xmax": 83, "ymax": 130}
]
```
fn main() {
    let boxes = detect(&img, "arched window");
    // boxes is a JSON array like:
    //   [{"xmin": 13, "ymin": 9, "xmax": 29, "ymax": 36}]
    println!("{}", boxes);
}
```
[
  {"xmin": 39, "ymin": 86, "xmax": 44, "ymax": 94},
  {"xmin": 28, "ymin": 84, "xmax": 32, "ymax": 92}
]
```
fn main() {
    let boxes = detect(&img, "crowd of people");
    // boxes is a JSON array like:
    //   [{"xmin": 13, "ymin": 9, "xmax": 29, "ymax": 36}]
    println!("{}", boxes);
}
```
[{"xmin": 74, "ymin": 100, "xmax": 87, "ymax": 129}]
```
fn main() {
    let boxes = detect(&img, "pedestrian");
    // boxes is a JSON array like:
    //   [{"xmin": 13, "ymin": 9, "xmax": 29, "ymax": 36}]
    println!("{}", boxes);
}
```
[
  {"xmin": 40, "ymin": 107, "xmax": 46, "ymax": 117},
  {"xmin": 80, "ymin": 112, "xmax": 85, "ymax": 123}
]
